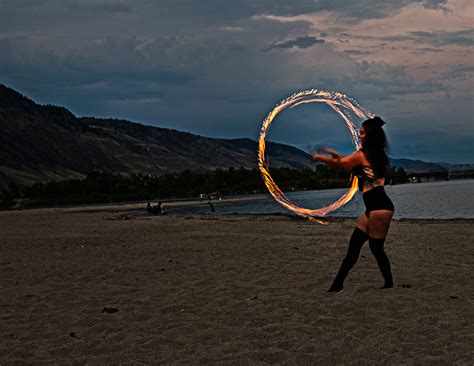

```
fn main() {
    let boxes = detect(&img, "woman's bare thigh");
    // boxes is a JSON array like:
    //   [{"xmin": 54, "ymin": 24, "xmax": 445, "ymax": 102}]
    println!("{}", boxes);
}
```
[
  {"xmin": 355, "ymin": 213, "xmax": 369, "ymax": 233},
  {"xmin": 367, "ymin": 210, "xmax": 394, "ymax": 238}
]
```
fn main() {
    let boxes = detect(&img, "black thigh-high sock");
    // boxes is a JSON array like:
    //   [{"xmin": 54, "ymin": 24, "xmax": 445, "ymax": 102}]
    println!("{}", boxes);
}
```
[
  {"xmin": 329, "ymin": 227, "xmax": 368, "ymax": 292},
  {"xmin": 369, "ymin": 237, "xmax": 393, "ymax": 289}
]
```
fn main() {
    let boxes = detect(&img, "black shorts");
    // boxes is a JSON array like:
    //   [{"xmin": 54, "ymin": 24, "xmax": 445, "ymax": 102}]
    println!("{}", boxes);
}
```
[{"xmin": 363, "ymin": 186, "xmax": 394, "ymax": 216}]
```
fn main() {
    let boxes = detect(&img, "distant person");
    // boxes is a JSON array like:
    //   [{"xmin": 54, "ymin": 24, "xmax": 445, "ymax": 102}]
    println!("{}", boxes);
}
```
[
  {"xmin": 146, "ymin": 202, "xmax": 155, "ymax": 215},
  {"xmin": 158, "ymin": 202, "xmax": 166, "ymax": 215},
  {"xmin": 147, "ymin": 201, "xmax": 166, "ymax": 215},
  {"xmin": 208, "ymin": 201, "xmax": 215, "ymax": 212},
  {"xmin": 312, "ymin": 116, "xmax": 394, "ymax": 292}
]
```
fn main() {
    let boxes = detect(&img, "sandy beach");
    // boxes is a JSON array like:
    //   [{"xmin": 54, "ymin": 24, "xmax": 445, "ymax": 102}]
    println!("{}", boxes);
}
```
[{"xmin": 1, "ymin": 205, "xmax": 473, "ymax": 364}]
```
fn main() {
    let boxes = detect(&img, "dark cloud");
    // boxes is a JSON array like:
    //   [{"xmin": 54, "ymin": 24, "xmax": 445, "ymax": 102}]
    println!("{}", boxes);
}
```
[
  {"xmin": 441, "ymin": 65, "xmax": 474, "ymax": 80},
  {"xmin": 351, "ymin": 29, "xmax": 474, "ymax": 47},
  {"xmin": 344, "ymin": 49, "xmax": 372, "ymax": 56},
  {"xmin": 415, "ymin": 47, "xmax": 443, "ymax": 53},
  {"xmin": 0, "ymin": 0, "xmax": 448, "ymax": 35},
  {"xmin": 65, "ymin": 0, "xmax": 132, "ymax": 13},
  {"xmin": 408, "ymin": 30, "xmax": 474, "ymax": 46},
  {"xmin": 265, "ymin": 36, "xmax": 325, "ymax": 51},
  {"xmin": 422, "ymin": 0, "xmax": 450, "ymax": 11},
  {"xmin": 391, "ymin": 126, "xmax": 474, "ymax": 163},
  {"xmin": 0, "ymin": 0, "xmax": 472, "ymax": 162}
]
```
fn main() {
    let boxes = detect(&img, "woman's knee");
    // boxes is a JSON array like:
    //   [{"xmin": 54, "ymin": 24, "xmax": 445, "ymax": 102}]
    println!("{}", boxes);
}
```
[
  {"xmin": 369, "ymin": 237, "xmax": 387, "ymax": 257},
  {"xmin": 369, "ymin": 241, "xmax": 383, "ymax": 255}
]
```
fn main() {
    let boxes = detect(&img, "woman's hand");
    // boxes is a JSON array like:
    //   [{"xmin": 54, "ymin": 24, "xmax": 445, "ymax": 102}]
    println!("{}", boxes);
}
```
[
  {"xmin": 318, "ymin": 147, "xmax": 343, "ymax": 159},
  {"xmin": 317, "ymin": 147, "xmax": 331, "ymax": 155},
  {"xmin": 312, "ymin": 146, "xmax": 341, "ymax": 163},
  {"xmin": 312, "ymin": 148, "xmax": 362, "ymax": 170},
  {"xmin": 312, "ymin": 153, "xmax": 325, "ymax": 162}
]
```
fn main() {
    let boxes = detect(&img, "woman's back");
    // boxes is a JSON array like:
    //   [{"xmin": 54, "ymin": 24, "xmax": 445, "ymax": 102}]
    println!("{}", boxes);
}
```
[{"xmin": 354, "ymin": 151, "xmax": 385, "ymax": 192}]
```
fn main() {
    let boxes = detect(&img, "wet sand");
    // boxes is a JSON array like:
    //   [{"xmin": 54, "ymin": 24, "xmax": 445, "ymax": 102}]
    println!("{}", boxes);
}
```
[{"xmin": 1, "ymin": 207, "xmax": 473, "ymax": 364}]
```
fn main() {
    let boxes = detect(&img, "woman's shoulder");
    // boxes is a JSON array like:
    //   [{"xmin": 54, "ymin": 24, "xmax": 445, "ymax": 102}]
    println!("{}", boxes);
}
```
[{"xmin": 357, "ymin": 149, "xmax": 372, "ymax": 166}]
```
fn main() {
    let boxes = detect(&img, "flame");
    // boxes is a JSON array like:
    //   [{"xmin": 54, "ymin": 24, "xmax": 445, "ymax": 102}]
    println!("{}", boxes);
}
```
[{"xmin": 258, "ymin": 89, "xmax": 372, "ymax": 223}]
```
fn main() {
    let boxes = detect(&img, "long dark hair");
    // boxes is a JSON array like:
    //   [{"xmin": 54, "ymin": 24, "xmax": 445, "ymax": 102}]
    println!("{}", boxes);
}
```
[{"xmin": 361, "ymin": 116, "xmax": 388, "ymax": 177}]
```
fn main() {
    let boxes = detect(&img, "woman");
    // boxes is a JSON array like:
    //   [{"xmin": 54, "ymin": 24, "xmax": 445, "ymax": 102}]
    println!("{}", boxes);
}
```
[{"xmin": 312, "ymin": 116, "xmax": 394, "ymax": 292}]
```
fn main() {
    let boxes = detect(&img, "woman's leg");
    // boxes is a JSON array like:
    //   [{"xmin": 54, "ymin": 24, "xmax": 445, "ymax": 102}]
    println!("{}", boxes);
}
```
[
  {"xmin": 328, "ymin": 213, "xmax": 369, "ymax": 292},
  {"xmin": 367, "ymin": 210, "xmax": 394, "ymax": 288}
]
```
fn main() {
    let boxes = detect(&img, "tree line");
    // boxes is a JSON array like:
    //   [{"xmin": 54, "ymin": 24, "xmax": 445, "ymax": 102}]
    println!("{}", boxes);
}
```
[{"xmin": 0, "ymin": 165, "xmax": 408, "ymax": 208}]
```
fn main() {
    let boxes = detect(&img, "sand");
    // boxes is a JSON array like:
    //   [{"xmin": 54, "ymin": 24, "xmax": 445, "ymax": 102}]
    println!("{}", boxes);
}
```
[{"xmin": 1, "ymin": 205, "xmax": 473, "ymax": 364}]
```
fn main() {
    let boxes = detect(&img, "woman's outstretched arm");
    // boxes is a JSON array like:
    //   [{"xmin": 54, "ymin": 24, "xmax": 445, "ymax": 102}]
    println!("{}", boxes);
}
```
[
  {"xmin": 318, "ymin": 147, "xmax": 343, "ymax": 159},
  {"xmin": 312, "ymin": 150, "xmax": 363, "ymax": 171}
]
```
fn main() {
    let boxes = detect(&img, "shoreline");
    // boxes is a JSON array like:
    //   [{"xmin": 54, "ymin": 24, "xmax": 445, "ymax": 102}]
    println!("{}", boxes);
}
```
[
  {"xmin": 1, "ymin": 193, "xmax": 270, "ymax": 213},
  {"xmin": 2, "ymin": 178, "xmax": 473, "ymax": 220},
  {"xmin": 2, "ymin": 205, "xmax": 474, "ymax": 222},
  {"xmin": 5, "ymin": 177, "xmax": 473, "ymax": 208}
]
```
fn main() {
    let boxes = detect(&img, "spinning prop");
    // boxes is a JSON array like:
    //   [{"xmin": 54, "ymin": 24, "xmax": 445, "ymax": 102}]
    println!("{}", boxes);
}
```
[{"xmin": 258, "ymin": 89, "xmax": 373, "ymax": 222}]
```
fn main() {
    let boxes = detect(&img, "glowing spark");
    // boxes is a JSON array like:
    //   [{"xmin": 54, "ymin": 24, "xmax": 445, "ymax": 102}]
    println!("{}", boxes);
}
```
[{"xmin": 258, "ymin": 89, "xmax": 373, "ymax": 223}]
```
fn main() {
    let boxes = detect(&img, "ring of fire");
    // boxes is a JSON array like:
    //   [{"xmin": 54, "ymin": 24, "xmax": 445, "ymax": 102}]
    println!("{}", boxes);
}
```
[{"xmin": 258, "ymin": 89, "xmax": 373, "ymax": 223}]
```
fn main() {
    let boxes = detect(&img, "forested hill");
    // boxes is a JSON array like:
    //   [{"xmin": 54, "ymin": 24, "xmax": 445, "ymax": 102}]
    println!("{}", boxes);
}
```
[{"xmin": 0, "ymin": 84, "xmax": 314, "ymax": 187}]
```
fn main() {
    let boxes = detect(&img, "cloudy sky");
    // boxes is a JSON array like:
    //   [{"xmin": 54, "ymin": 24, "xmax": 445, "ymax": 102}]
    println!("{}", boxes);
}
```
[{"xmin": 1, "ymin": 0, "xmax": 473, "ymax": 163}]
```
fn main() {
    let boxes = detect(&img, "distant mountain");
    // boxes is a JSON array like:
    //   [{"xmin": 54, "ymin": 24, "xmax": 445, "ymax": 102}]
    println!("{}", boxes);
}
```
[
  {"xmin": 1, "ymin": 84, "xmax": 467, "ymax": 188},
  {"xmin": 434, "ymin": 162, "xmax": 474, "ymax": 171},
  {"xmin": 389, "ymin": 158, "xmax": 448, "ymax": 174},
  {"xmin": 0, "ymin": 84, "xmax": 314, "ymax": 187},
  {"xmin": 389, "ymin": 159, "xmax": 474, "ymax": 174}
]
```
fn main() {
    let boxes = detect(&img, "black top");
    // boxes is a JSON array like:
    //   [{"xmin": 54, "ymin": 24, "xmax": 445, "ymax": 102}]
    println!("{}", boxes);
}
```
[{"xmin": 352, "ymin": 164, "xmax": 383, "ymax": 191}]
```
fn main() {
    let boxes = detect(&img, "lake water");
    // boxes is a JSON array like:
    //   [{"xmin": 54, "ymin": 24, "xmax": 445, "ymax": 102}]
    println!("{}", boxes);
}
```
[{"xmin": 171, "ymin": 179, "xmax": 474, "ymax": 219}]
